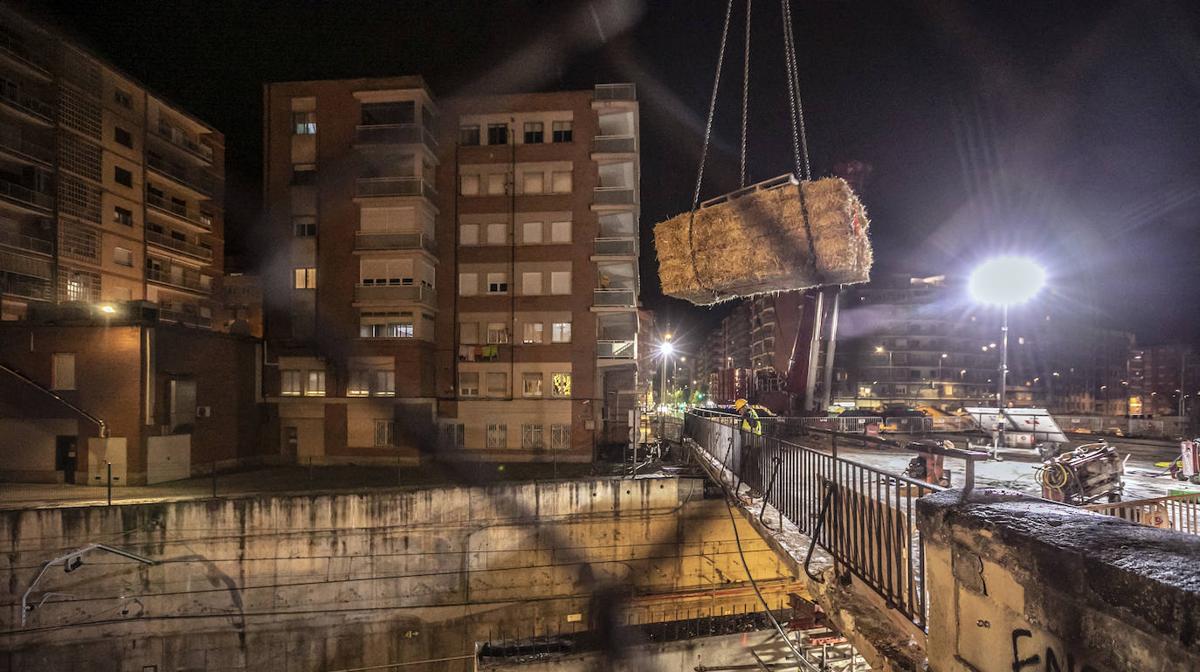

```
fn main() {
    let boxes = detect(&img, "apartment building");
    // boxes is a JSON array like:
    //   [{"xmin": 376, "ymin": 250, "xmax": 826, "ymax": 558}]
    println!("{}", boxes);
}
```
[
  {"xmin": 262, "ymin": 77, "xmax": 640, "ymax": 463},
  {"xmin": 1130, "ymin": 344, "xmax": 1199, "ymax": 416},
  {"xmin": 0, "ymin": 5, "xmax": 225, "ymax": 326}
]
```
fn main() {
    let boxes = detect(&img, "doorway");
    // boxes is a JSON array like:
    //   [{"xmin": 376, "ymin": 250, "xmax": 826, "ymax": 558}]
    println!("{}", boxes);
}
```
[{"xmin": 55, "ymin": 436, "xmax": 77, "ymax": 484}]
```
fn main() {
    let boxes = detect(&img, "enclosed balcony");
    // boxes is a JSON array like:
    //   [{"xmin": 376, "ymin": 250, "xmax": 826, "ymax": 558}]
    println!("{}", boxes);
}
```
[
  {"xmin": 593, "ymin": 83, "xmax": 637, "ymax": 103},
  {"xmin": 0, "ymin": 30, "xmax": 51, "ymax": 81},
  {"xmin": 0, "ymin": 85, "xmax": 53, "ymax": 125},
  {"xmin": 355, "ymin": 176, "xmax": 437, "ymax": 200},
  {"xmin": 147, "ymin": 265, "xmax": 211, "ymax": 295},
  {"xmin": 355, "ymin": 124, "xmax": 437, "ymax": 153},
  {"xmin": 146, "ymin": 191, "xmax": 213, "ymax": 231},
  {"xmin": 149, "ymin": 122, "xmax": 214, "ymax": 164},
  {"xmin": 0, "ymin": 226, "xmax": 51, "ymax": 256},
  {"xmin": 592, "ymin": 238, "xmax": 637, "ymax": 258},
  {"xmin": 0, "ymin": 177, "xmax": 51, "ymax": 213},
  {"xmin": 353, "ymin": 283, "xmax": 437, "ymax": 308},
  {"xmin": 147, "ymin": 154, "xmax": 216, "ymax": 197},
  {"xmin": 145, "ymin": 229, "xmax": 214, "ymax": 263},
  {"xmin": 0, "ymin": 125, "xmax": 51, "ymax": 167},
  {"xmin": 592, "ymin": 288, "xmax": 636, "ymax": 309},
  {"xmin": 354, "ymin": 231, "xmax": 435, "ymax": 253}
]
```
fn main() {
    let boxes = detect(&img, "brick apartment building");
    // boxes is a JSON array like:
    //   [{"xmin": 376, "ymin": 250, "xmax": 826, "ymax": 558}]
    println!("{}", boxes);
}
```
[
  {"xmin": 262, "ymin": 77, "xmax": 640, "ymax": 463},
  {"xmin": 0, "ymin": 5, "xmax": 225, "ymax": 327}
]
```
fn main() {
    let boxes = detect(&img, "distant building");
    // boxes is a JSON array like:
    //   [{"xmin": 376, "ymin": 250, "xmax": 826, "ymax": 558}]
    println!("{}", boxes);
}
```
[
  {"xmin": 0, "ymin": 5, "xmax": 226, "ymax": 328},
  {"xmin": 1131, "ymin": 344, "xmax": 1200, "ymax": 417},
  {"xmin": 262, "ymin": 77, "xmax": 641, "ymax": 463}
]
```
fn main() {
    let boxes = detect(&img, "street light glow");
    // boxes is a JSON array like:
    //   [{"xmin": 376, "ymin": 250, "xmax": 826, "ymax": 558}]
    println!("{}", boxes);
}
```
[
  {"xmin": 968, "ymin": 256, "xmax": 1046, "ymax": 306},
  {"xmin": 99, "ymin": 304, "xmax": 116, "ymax": 314},
  {"xmin": 660, "ymin": 342, "xmax": 675, "ymax": 356},
  {"xmin": 874, "ymin": 346, "xmax": 885, "ymax": 353}
]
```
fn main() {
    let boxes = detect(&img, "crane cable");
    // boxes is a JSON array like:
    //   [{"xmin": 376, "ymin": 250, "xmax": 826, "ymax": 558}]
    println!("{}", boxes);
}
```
[{"xmin": 740, "ymin": 0, "xmax": 752, "ymax": 188}]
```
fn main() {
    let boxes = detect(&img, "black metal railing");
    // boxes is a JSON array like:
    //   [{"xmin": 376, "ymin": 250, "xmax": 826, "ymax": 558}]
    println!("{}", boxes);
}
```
[{"xmin": 682, "ymin": 411, "xmax": 942, "ymax": 628}]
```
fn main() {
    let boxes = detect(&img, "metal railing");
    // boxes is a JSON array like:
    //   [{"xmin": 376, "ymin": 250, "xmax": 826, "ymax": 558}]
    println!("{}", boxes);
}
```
[
  {"xmin": 355, "ymin": 176, "xmax": 437, "ymax": 199},
  {"xmin": 1057, "ymin": 415, "xmax": 1189, "ymax": 438},
  {"xmin": 0, "ymin": 86, "xmax": 53, "ymax": 123},
  {"xmin": 0, "ymin": 228, "xmax": 52, "ymax": 255},
  {"xmin": 146, "ymin": 267, "xmax": 210, "ymax": 293},
  {"xmin": 592, "ymin": 287, "xmax": 636, "ymax": 307},
  {"xmin": 883, "ymin": 416, "xmax": 934, "ymax": 434},
  {"xmin": 0, "ymin": 35, "xmax": 51, "ymax": 79},
  {"xmin": 683, "ymin": 411, "xmax": 942, "ymax": 628},
  {"xmin": 147, "ymin": 155, "xmax": 215, "ymax": 196},
  {"xmin": 0, "ymin": 125, "xmax": 52, "ymax": 165},
  {"xmin": 0, "ymin": 178, "xmax": 52, "ymax": 211},
  {"xmin": 150, "ymin": 125, "xmax": 214, "ymax": 162},
  {"xmin": 593, "ymin": 237, "xmax": 637, "ymax": 256},
  {"xmin": 146, "ymin": 192, "xmax": 212, "ymax": 230},
  {"xmin": 1085, "ymin": 493, "xmax": 1200, "ymax": 535},
  {"xmin": 145, "ymin": 230, "xmax": 213, "ymax": 261},
  {"xmin": 354, "ymin": 123, "xmax": 438, "ymax": 150},
  {"xmin": 593, "ymin": 186, "xmax": 636, "ymax": 206},
  {"xmin": 592, "ymin": 135, "xmax": 636, "ymax": 153},
  {"xmin": 354, "ymin": 231, "xmax": 435, "ymax": 252},
  {"xmin": 794, "ymin": 416, "xmax": 884, "ymax": 434},
  {"xmin": 0, "ymin": 271, "xmax": 53, "ymax": 301},
  {"xmin": 597, "ymin": 339, "xmax": 635, "ymax": 359},
  {"xmin": 594, "ymin": 83, "xmax": 637, "ymax": 101}
]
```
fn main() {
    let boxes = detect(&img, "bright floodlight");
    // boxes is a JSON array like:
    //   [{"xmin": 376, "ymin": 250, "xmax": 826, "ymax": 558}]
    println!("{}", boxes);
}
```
[
  {"xmin": 969, "ymin": 257, "xmax": 1045, "ymax": 305},
  {"xmin": 660, "ymin": 342, "xmax": 675, "ymax": 356}
]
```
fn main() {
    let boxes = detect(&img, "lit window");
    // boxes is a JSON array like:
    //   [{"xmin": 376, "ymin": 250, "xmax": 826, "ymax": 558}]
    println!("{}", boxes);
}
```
[
  {"xmin": 552, "ymin": 121, "xmax": 573, "ymax": 143},
  {"xmin": 550, "ymin": 271, "xmax": 571, "ymax": 295},
  {"xmin": 523, "ymin": 221, "xmax": 543, "ymax": 244},
  {"xmin": 281, "ymin": 370, "xmax": 303, "ymax": 396},
  {"xmin": 523, "ymin": 322, "xmax": 544, "ymax": 344},
  {"xmin": 305, "ymin": 371, "xmax": 326, "ymax": 397},
  {"xmin": 460, "ymin": 174, "xmax": 480, "ymax": 195},
  {"xmin": 293, "ymin": 267, "xmax": 317, "ymax": 289},
  {"xmin": 523, "ymin": 122, "xmax": 544, "ymax": 144},
  {"xmin": 521, "ymin": 272, "xmax": 543, "ymax": 295},
  {"xmin": 459, "ymin": 125, "xmax": 481, "ymax": 146},
  {"xmin": 523, "ymin": 171, "xmax": 544, "ymax": 194},
  {"xmin": 551, "ymin": 322, "xmax": 572, "ymax": 343},
  {"xmin": 293, "ymin": 111, "xmax": 317, "ymax": 135},
  {"xmin": 487, "ymin": 322, "xmax": 509, "ymax": 344},
  {"xmin": 552, "ymin": 372, "xmax": 572, "ymax": 397},
  {"xmin": 523, "ymin": 372, "xmax": 543, "ymax": 397},
  {"xmin": 487, "ymin": 123, "xmax": 508, "ymax": 145},
  {"xmin": 486, "ymin": 372, "xmax": 507, "ymax": 397},
  {"xmin": 51, "ymin": 353, "xmax": 75, "ymax": 390},
  {"xmin": 551, "ymin": 171, "xmax": 572, "ymax": 193},
  {"xmin": 487, "ymin": 423, "xmax": 507, "ymax": 449},
  {"xmin": 550, "ymin": 220, "xmax": 571, "ymax": 243},
  {"xmin": 486, "ymin": 272, "xmax": 508, "ymax": 294},
  {"xmin": 374, "ymin": 370, "xmax": 395, "ymax": 396},
  {"xmin": 459, "ymin": 372, "xmax": 480, "ymax": 397},
  {"xmin": 459, "ymin": 223, "xmax": 479, "ymax": 245},
  {"xmin": 459, "ymin": 273, "xmax": 478, "ymax": 296},
  {"xmin": 522, "ymin": 423, "xmax": 544, "ymax": 450}
]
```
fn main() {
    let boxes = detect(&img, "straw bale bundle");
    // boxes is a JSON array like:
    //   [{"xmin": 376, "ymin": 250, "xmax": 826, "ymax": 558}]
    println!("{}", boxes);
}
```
[{"xmin": 654, "ymin": 176, "xmax": 872, "ymax": 305}]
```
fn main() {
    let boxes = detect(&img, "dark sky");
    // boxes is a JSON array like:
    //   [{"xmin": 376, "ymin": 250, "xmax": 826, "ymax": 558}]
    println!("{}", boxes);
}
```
[{"xmin": 25, "ymin": 0, "xmax": 1200, "ymax": 346}]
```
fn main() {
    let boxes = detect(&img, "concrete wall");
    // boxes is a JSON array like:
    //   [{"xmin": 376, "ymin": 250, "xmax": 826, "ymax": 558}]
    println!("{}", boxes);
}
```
[
  {"xmin": 0, "ymin": 477, "xmax": 794, "ymax": 671},
  {"xmin": 0, "ymin": 419, "xmax": 78, "ymax": 483},
  {"xmin": 918, "ymin": 489, "xmax": 1200, "ymax": 672},
  {"xmin": 146, "ymin": 434, "xmax": 190, "ymax": 484}
]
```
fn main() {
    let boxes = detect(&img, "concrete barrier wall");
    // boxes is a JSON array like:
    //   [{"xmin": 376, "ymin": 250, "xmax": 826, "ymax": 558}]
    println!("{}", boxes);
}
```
[
  {"xmin": 0, "ymin": 477, "xmax": 793, "ymax": 671},
  {"xmin": 918, "ymin": 489, "xmax": 1200, "ymax": 672}
]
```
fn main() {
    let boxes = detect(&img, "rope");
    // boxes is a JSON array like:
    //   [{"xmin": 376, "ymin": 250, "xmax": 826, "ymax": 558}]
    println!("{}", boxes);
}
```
[
  {"xmin": 686, "ymin": 0, "xmax": 737, "ymax": 300},
  {"xmin": 778, "ymin": 0, "xmax": 820, "ymax": 279},
  {"xmin": 740, "ymin": 0, "xmax": 752, "ymax": 188}
]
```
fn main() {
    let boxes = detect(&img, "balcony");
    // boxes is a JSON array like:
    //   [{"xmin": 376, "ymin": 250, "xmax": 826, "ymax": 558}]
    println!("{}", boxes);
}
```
[
  {"xmin": 149, "ymin": 124, "xmax": 214, "ymax": 164},
  {"xmin": 355, "ymin": 176, "xmax": 437, "ymax": 200},
  {"xmin": 592, "ymin": 237, "xmax": 637, "ymax": 257},
  {"xmin": 354, "ymin": 124, "xmax": 437, "ymax": 152},
  {"xmin": 0, "ymin": 178, "xmax": 52, "ymax": 213},
  {"xmin": 593, "ymin": 186, "xmax": 636, "ymax": 207},
  {"xmin": 0, "ymin": 125, "xmax": 51, "ymax": 166},
  {"xmin": 597, "ymin": 340, "xmax": 636, "ymax": 359},
  {"xmin": 0, "ymin": 228, "xmax": 51, "ymax": 255},
  {"xmin": 592, "ymin": 135, "xmax": 636, "ymax": 154},
  {"xmin": 0, "ymin": 86, "xmax": 52, "ymax": 124},
  {"xmin": 147, "ymin": 267, "xmax": 210, "ymax": 294},
  {"xmin": 147, "ymin": 154, "xmax": 216, "ymax": 197},
  {"xmin": 146, "ymin": 192, "xmax": 213, "ymax": 231},
  {"xmin": 593, "ymin": 83, "xmax": 637, "ymax": 102},
  {"xmin": 592, "ymin": 287, "xmax": 636, "ymax": 309},
  {"xmin": 0, "ymin": 33, "xmax": 51, "ymax": 81},
  {"xmin": 353, "ymin": 283, "xmax": 437, "ymax": 307},
  {"xmin": 354, "ymin": 231, "xmax": 435, "ymax": 253},
  {"xmin": 0, "ymin": 271, "xmax": 52, "ymax": 301},
  {"xmin": 145, "ymin": 229, "xmax": 214, "ymax": 262}
]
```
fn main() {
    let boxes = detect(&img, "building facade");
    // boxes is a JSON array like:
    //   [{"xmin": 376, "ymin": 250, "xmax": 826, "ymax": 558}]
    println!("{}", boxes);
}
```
[
  {"xmin": 1131, "ymin": 344, "xmax": 1199, "ymax": 417},
  {"xmin": 262, "ymin": 78, "xmax": 640, "ymax": 463},
  {"xmin": 0, "ymin": 5, "xmax": 225, "ymax": 327}
]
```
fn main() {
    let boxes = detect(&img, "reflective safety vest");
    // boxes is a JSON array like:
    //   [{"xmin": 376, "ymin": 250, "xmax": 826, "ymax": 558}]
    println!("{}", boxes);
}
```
[{"xmin": 741, "ymin": 408, "xmax": 763, "ymax": 436}]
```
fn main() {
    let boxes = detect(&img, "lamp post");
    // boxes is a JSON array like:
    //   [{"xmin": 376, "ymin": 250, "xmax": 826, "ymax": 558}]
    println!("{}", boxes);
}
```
[{"xmin": 969, "ymin": 256, "xmax": 1046, "ymax": 458}]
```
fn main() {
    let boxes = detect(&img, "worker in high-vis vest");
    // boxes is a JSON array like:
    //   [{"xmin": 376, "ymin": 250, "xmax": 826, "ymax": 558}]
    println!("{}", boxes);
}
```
[{"xmin": 734, "ymin": 398, "xmax": 763, "ymax": 436}]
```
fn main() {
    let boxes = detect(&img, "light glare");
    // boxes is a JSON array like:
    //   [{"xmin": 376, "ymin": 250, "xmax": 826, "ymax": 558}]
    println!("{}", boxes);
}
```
[
  {"xmin": 968, "ymin": 256, "xmax": 1045, "ymax": 305},
  {"xmin": 660, "ymin": 342, "xmax": 675, "ymax": 356}
]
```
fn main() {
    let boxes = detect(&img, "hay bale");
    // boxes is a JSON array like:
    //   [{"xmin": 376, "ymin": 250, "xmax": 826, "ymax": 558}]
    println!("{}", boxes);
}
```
[{"xmin": 654, "ymin": 176, "xmax": 873, "ymax": 305}]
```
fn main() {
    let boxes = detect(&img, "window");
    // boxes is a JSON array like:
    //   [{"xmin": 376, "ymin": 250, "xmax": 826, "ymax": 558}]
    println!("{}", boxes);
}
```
[
  {"xmin": 523, "ymin": 171, "xmax": 544, "ymax": 194},
  {"xmin": 551, "ymin": 322, "xmax": 572, "ymax": 343},
  {"xmin": 486, "ymin": 223, "xmax": 506, "ymax": 245},
  {"xmin": 552, "ymin": 121, "xmax": 573, "ymax": 143},
  {"xmin": 360, "ymin": 101, "xmax": 413, "ymax": 125},
  {"xmin": 293, "ymin": 111, "xmax": 317, "ymax": 135},
  {"xmin": 521, "ymin": 272, "xmax": 543, "ymax": 295},
  {"xmin": 522, "ymin": 423, "xmax": 544, "ymax": 450},
  {"xmin": 550, "ymin": 271, "xmax": 571, "ymax": 295},
  {"xmin": 305, "ymin": 371, "xmax": 326, "ymax": 397},
  {"xmin": 113, "ymin": 246, "xmax": 133, "ymax": 267},
  {"xmin": 459, "ymin": 273, "xmax": 478, "ymax": 296},
  {"xmin": 487, "ymin": 123, "xmax": 508, "ymax": 145},
  {"xmin": 551, "ymin": 424, "xmax": 571, "ymax": 451},
  {"xmin": 293, "ymin": 216, "xmax": 317, "ymax": 237},
  {"xmin": 459, "ymin": 125, "xmax": 481, "ymax": 146},
  {"xmin": 523, "ymin": 322, "xmax": 544, "ymax": 344},
  {"xmin": 486, "ymin": 272, "xmax": 508, "ymax": 294},
  {"xmin": 551, "ymin": 171, "xmax": 572, "ymax": 193},
  {"xmin": 51, "ymin": 353, "xmax": 75, "ymax": 390},
  {"xmin": 291, "ymin": 164, "xmax": 316, "ymax": 185},
  {"xmin": 524, "ymin": 122, "xmax": 544, "ymax": 144},
  {"xmin": 523, "ymin": 221, "xmax": 543, "ymax": 244},
  {"xmin": 375, "ymin": 370, "xmax": 396, "ymax": 396},
  {"xmin": 486, "ymin": 322, "xmax": 509, "ymax": 344},
  {"xmin": 459, "ymin": 372, "xmax": 480, "ymax": 397},
  {"xmin": 486, "ymin": 372, "xmax": 507, "ymax": 397},
  {"xmin": 486, "ymin": 173, "xmax": 506, "ymax": 195},
  {"xmin": 352, "ymin": 368, "xmax": 395, "ymax": 396},
  {"xmin": 442, "ymin": 423, "xmax": 465, "ymax": 450},
  {"xmin": 293, "ymin": 267, "xmax": 317, "ymax": 289},
  {"xmin": 523, "ymin": 372, "xmax": 543, "ymax": 397},
  {"xmin": 281, "ymin": 370, "xmax": 302, "ymax": 396},
  {"xmin": 550, "ymin": 220, "xmax": 571, "ymax": 243},
  {"xmin": 114, "ymin": 127, "xmax": 133, "ymax": 148},
  {"xmin": 460, "ymin": 174, "xmax": 480, "ymax": 196},
  {"xmin": 360, "ymin": 312, "xmax": 414, "ymax": 338},
  {"xmin": 374, "ymin": 420, "xmax": 395, "ymax": 448},
  {"xmin": 113, "ymin": 206, "xmax": 133, "ymax": 227},
  {"xmin": 460, "ymin": 322, "xmax": 478, "ymax": 344},
  {"xmin": 114, "ymin": 89, "xmax": 133, "ymax": 109},
  {"xmin": 487, "ymin": 423, "xmax": 507, "ymax": 449},
  {"xmin": 459, "ymin": 223, "xmax": 479, "ymax": 245},
  {"xmin": 114, "ymin": 166, "xmax": 133, "ymax": 187},
  {"xmin": 552, "ymin": 372, "xmax": 572, "ymax": 397}
]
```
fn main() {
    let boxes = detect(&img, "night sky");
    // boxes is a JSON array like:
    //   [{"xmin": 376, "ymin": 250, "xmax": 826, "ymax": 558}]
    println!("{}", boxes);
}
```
[{"xmin": 24, "ymin": 0, "xmax": 1200, "ymax": 346}]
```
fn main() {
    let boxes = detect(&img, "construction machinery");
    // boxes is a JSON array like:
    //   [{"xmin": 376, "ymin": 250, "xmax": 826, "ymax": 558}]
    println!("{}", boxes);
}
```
[{"xmin": 1036, "ymin": 442, "xmax": 1126, "ymax": 504}]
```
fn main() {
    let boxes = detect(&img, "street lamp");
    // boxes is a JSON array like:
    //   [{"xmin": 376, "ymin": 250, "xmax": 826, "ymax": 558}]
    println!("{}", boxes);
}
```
[{"xmin": 969, "ymin": 256, "xmax": 1046, "ymax": 456}]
